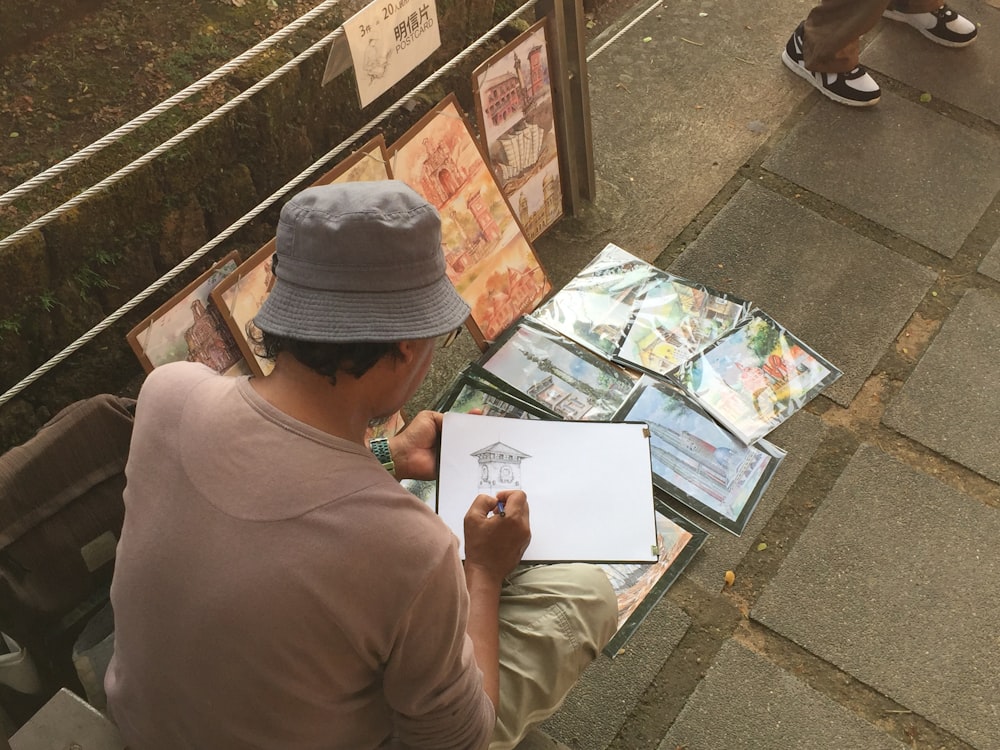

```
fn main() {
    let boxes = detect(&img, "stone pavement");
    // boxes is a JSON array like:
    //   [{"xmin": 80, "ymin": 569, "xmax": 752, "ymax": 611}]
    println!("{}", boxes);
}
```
[{"xmin": 416, "ymin": 0, "xmax": 1000, "ymax": 748}]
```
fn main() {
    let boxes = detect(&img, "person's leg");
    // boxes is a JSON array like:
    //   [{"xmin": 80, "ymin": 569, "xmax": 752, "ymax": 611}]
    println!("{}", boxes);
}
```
[
  {"xmin": 803, "ymin": 0, "xmax": 890, "ymax": 72},
  {"xmin": 490, "ymin": 564, "xmax": 617, "ymax": 750},
  {"xmin": 883, "ymin": 1, "xmax": 977, "ymax": 47},
  {"xmin": 781, "ymin": 0, "xmax": 885, "ymax": 107}
]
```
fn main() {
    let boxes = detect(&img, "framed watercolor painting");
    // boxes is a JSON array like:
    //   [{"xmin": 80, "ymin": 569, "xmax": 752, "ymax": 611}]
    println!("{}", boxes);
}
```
[
  {"xmin": 387, "ymin": 94, "xmax": 551, "ymax": 348},
  {"xmin": 126, "ymin": 252, "xmax": 250, "ymax": 376},
  {"xmin": 613, "ymin": 376, "xmax": 784, "ymax": 535},
  {"xmin": 210, "ymin": 240, "xmax": 277, "ymax": 377},
  {"xmin": 670, "ymin": 309, "xmax": 842, "ymax": 444},
  {"xmin": 310, "ymin": 134, "xmax": 392, "ymax": 186},
  {"xmin": 600, "ymin": 499, "xmax": 706, "ymax": 656},
  {"xmin": 472, "ymin": 18, "xmax": 563, "ymax": 241}
]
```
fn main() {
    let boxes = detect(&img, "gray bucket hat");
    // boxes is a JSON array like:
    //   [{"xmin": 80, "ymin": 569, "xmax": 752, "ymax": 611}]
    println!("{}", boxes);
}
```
[{"xmin": 254, "ymin": 180, "xmax": 470, "ymax": 342}]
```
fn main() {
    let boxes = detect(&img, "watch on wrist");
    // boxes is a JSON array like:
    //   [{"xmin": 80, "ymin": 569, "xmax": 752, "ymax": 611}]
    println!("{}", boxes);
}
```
[{"xmin": 369, "ymin": 437, "xmax": 395, "ymax": 476}]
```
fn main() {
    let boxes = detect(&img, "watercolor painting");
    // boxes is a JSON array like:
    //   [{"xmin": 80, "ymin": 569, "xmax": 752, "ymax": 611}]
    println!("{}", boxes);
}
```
[
  {"xmin": 477, "ymin": 319, "xmax": 638, "ymax": 421},
  {"xmin": 473, "ymin": 18, "xmax": 562, "ymax": 240},
  {"xmin": 388, "ymin": 94, "xmax": 550, "ymax": 347},
  {"xmin": 600, "ymin": 502, "xmax": 707, "ymax": 656},
  {"xmin": 616, "ymin": 376, "xmax": 784, "ymax": 535},
  {"xmin": 671, "ymin": 310, "xmax": 841, "ymax": 444},
  {"xmin": 127, "ymin": 253, "xmax": 249, "ymax": 376}
]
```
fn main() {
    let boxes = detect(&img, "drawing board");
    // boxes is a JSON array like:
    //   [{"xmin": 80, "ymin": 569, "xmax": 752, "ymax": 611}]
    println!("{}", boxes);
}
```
[{"xmin": 437, "ymin": 412, "xmax": 658, "ymax": 562}]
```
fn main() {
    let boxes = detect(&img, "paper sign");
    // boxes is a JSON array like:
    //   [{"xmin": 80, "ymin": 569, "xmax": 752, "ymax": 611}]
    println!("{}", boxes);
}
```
[{"xmin": 344, "ymin": 0, "xmax": 441, "ymax": 107}]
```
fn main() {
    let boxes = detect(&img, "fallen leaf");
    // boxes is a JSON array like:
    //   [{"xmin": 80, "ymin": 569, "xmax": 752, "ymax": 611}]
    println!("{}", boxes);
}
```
[
  {"xmin": 724, "ymin": 570, "xmax": 736, "ymax": 587},
  {"xmin": 9, "ymin": 132, "xmax": 19, "ymax": 138},
  {"xmin": 919, "ymin": 92, "xmax": 932, "ymax": 103},
  {"xmin": 757, "ymin": 542, "xmax": 768, "ymax": 551},
  {"xmin": 642, "ymin": 36, "xmax": 652, "ymax": 42}
]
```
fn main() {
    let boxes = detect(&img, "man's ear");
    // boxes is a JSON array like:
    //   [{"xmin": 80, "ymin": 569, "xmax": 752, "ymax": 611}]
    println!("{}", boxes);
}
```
[{"xmin": 394, "ymin": 339, "xmax": 418, "ymax": 365}]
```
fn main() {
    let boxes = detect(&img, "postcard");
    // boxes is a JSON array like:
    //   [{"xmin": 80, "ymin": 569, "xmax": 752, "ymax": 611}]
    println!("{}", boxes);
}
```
[
  {"xmin": 614, "ymin": 376, "xmax": 784, "ymax": 535},
  {"xmin": 472, "ymin": 18, "xmax": 563, "ymax": 240},
  {"xmin": 476, "ymin": 317, "xmax": 639, "ymax": 421},
  {"xmin": 437, "ymin": 412, "xmax": 658, "ymax": 562},
  {"xmin": 343, "ymin": 0, "xmax": 441, "ymax": 107},
  {"xmin": 387, "ymin": 94, "xmax": 551, "ymax": 347},
  {"xmin": 600, "ymin": 500, "xmax": 707, "ymax": 656},
  {"xmin": 670, "ymin": 309, "xmax": 842, "ymax": 444}
]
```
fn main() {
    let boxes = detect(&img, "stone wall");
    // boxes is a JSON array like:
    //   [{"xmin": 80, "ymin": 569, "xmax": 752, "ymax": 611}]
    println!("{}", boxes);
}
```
[{"xmin": 0, "ymin": 0, "xmax": 527, "ymax": 451}]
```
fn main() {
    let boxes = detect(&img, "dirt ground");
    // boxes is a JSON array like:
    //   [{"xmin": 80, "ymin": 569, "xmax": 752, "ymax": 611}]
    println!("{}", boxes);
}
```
[{"xmin": 0, "ymin": 0, "xmax": 638, "ymax": 218}]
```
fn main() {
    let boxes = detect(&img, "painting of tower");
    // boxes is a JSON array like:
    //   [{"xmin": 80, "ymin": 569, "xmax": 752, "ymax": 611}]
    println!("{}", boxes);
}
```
[{"xmin": 467, "ymin": 190, "xmax": 501, "ymax": 242}]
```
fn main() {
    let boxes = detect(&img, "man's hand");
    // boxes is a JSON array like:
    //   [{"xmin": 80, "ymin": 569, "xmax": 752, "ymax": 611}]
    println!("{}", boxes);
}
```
[
  {"xmin": 463, "ymin": 490, "xmax": 530, "ymax": 586},
  {"xmin": 387, "ymin": 410, "xmax": 442, "ymax": 481},
  {"xmin": 462, "ymin": 489, "xmax": 530, "ymax": 710}
]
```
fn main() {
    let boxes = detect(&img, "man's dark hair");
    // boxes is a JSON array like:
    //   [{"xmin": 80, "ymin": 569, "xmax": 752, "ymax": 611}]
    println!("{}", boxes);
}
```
[{"xmin": 250, "ymin": 327, "xmax": 403, "ymax": 385}]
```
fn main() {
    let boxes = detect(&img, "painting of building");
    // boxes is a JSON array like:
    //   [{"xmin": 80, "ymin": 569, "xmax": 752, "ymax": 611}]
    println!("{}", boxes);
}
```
[
  {"xmin": 388, "ymin": 95, "xmax": 550, "ymax": 346},
  {"xmin": 526, "ymin": 374, "xmax": 591, "ymax": 419},
  {"xmin": 128, "ymin": 254, "xmax": 248, "ymax": 375},
  {"xmin": 473, "ymin": 19, "xmax": 563, "ymax": 240},
  {"xmin": 183, "ymin": 299, "xmax": 243, "ymax": 373}
]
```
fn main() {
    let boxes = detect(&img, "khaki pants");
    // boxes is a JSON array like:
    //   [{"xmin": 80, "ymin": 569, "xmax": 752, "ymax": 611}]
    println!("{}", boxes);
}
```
[
  {"xmin": 490, "ymin": 564, "xmax": 618, "ymax": 750},
  {"xmin": 804, "ymin": 0, "xmax": 943, "ymax": 71}
]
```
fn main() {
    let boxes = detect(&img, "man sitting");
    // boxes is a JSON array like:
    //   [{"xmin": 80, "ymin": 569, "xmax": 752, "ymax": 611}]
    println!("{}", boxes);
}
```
[{"xmin": 105, "ymin": 180, "xmax": 617, "ymax": 749}]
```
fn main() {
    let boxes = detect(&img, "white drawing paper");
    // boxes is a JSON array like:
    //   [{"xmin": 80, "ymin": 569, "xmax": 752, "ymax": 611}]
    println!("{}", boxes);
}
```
[{"xmin": 437, "ymin": 412, "xmax": 659, "ymax": 562}]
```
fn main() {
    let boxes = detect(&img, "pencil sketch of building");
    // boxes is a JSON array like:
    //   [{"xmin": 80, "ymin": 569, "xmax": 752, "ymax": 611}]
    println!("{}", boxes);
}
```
[{"xmin": 472, "ymin": 442, "xmax": 531, "ymax": 492}]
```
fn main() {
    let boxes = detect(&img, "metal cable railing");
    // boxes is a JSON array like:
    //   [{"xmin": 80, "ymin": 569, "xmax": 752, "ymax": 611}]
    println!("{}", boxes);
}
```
[
  {"xmin": 0, "ymin": 0, "xmax": 344, "ymax": 208},
  {"xmin": 0, "ymin": 0, "xmax": 540, "ymax": 408},
  {"xmin": 0, "ymin": 25, "xmax": 345, "ymax": 251}
]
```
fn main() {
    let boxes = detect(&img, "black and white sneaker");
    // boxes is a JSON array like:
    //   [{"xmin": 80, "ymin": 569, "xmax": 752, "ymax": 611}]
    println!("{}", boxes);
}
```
[
  {"xmin": 883, "ymin": 4, "xmax": 978, "ymax": 47},
  {"xmin": 781, "ymin": 23, "xmax": 881, "ymax": 107}
]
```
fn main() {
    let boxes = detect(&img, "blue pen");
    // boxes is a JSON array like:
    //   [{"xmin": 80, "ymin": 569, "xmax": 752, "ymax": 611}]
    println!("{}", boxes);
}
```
[{"xmin": 496, "ymin": 500, "xmax": 506, "ymax": 517}]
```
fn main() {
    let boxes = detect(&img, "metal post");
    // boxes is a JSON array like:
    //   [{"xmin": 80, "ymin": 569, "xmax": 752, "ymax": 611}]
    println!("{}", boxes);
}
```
[{"xmin": 536, "ymin": 0, "xmax": 596, "ymax": 215}]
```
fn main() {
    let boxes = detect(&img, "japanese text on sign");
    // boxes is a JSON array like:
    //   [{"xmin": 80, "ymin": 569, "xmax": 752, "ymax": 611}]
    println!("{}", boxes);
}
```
[{"xmin": 344, "ymin": 0, "xmax": 441, "ymax": 107}]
